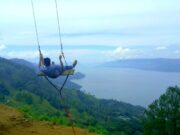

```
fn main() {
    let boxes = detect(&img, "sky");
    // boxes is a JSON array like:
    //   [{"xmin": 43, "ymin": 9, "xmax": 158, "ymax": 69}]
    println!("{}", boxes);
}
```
[{"xmin": 0, "ymin": 0, "xmax": 180, "ymax": 64}]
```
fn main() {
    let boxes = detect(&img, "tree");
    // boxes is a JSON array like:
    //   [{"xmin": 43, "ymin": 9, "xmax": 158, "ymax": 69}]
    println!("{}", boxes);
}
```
[{"xmin": 143, "ymin": 86, "xmax": 180, "ymax": 135}]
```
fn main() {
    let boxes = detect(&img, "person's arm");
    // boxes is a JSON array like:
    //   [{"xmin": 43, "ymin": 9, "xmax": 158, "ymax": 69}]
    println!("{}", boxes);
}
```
[
  {"xmin": 39, "ymin": 53, "xmax": 44, "ymax": 67},
  {"xmin": 59, "ymin": 55, "xmax": 64, "ymax": 71}
]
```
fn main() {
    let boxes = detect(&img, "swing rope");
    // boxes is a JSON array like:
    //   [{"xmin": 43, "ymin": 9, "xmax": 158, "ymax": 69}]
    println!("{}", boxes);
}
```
[
  {"xmin": 31, "ymin": 0, "xmax": 76, "ymax": 134},
  {"xmin": 54, "ymin": 0, "xmax": 67, "ymax": 65},
  {"xmin": 45, "ymin": 76, "xmax": 76, "ymax": 135},
  {"xmin": 31, "ymin": 0, "xmax": 41, "ymax": 55}
]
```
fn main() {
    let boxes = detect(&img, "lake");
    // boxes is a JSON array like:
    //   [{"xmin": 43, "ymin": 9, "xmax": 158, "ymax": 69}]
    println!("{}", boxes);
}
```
[{"xmin": 73, "ymin": 66, "xmax": 180, "ymax": 107}]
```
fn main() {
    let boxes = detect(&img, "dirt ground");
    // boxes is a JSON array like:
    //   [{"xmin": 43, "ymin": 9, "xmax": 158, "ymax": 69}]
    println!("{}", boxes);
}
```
[{"xmin": 0, "ymin": 104, "xmax": 98, "ymax": 135}]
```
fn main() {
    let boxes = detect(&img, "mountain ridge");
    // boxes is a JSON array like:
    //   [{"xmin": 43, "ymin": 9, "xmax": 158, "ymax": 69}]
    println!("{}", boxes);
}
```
[{"xmin": 103, "ymin": 58, "xmax": 180, "ymax": 72}]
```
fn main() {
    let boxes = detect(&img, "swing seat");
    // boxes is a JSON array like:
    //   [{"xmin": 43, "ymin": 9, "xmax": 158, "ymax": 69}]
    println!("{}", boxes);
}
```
[
  {"xmin": 37, "ymin": 72, "xmax": 46, "ymax": 76},
  {"xmin": 37, "ymin": 69, "xmax": 75, "ymax": 77},
  {"xmin": 62, "ymin": 69, "xmax": 75, "ymax": 75}
]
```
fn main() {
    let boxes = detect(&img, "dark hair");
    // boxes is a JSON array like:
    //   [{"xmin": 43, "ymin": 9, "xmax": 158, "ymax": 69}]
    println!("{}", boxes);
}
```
[{"xmin": 44, "ymin": 57, "xmax": 51, "ymax": 67}]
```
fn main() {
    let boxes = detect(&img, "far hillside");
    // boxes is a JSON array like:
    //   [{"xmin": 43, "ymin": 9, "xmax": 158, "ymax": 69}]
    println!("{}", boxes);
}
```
[{"xmin": 103, "ymin": 58, "xmax": 180, "ymax": 72}]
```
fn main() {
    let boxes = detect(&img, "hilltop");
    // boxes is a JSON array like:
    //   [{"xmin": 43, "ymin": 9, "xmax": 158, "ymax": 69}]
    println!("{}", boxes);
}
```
[{"xmin": 0, "ymin": 104, "xmax": 97, "ymax": 135}]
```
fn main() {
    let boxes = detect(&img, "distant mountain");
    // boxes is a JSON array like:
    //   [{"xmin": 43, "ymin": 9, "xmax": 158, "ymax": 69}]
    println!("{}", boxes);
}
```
[
  {"xmin": 10, "ymin": 58, "xmax": 37, "ymax": 70},
  {"xmin": 0, "ymin": 57, "xmax": 144, "ymax": 135},
  {"xmin": 103, "ymin": 58, "xmax": 180, "ymax": 72}
]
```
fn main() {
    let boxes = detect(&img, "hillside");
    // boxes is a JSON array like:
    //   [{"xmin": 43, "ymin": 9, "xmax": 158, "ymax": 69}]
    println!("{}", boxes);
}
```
[
  {"xmin": 10, "ymin": 58, "xmax": 37, "ymax": 70},
  {"xmin": 0, "ymin": 104, "xmax": 97, "ymax": 135},
  {"xmin": 0, "ymin": 57, "xmax": 144, "ymax": 135},
  {"xmin": 103, "ymin": 58, "xmax": 180, "ymax": 72}
]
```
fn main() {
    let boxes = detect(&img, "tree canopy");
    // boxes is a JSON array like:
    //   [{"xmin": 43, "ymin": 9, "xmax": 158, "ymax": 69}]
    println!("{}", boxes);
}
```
[{"xmin": 143, "ymin": 86, "xmax": 180, "ymax": 135}]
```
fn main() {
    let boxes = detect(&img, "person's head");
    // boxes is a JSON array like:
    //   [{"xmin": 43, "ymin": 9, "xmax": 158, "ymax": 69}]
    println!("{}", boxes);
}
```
[{"xmin": 44, "ymin": 57, "xmax": 51, "ymax": 67}]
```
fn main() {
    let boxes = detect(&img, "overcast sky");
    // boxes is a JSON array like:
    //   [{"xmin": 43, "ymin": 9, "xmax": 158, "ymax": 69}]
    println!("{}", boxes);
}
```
[{"xmin": 0, "ymin": 0, "xmax": 180, "ymax": 63}]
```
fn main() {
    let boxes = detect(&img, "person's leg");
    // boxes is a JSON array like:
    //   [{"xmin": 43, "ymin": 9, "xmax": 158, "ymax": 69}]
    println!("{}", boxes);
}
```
[
  {"xmin": 64, "ymin": 60, "xmax": 77, "ymax": 70},
  {"xmin": 64, "ymin": 65, "xmax": 73, "ymax": 70},
  {"xmin": 73, "ymin": 60, "xmax": 77, "ymax": 67}
]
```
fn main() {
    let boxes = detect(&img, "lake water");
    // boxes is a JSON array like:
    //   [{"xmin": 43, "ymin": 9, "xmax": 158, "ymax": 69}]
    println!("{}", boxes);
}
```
[{"xmin": 73, "ymin": 67, "xmax": 180, "ymax": 107}]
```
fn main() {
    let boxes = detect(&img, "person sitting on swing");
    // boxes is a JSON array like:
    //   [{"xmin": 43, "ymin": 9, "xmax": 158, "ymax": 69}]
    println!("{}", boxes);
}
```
[{"xmin": 38, "ymin": 53, "xmax": 77, "ymax": 78}]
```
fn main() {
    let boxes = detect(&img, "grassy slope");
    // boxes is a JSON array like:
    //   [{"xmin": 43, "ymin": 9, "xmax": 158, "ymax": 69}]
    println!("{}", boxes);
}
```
[{"xmin": 0, "ymin": 104, "xmax": 98, "ymax": 135}]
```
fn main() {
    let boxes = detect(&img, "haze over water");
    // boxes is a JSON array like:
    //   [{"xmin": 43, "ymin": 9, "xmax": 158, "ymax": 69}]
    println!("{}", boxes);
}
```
[{"xmin": 73, "ymin": 67, "xmax": 180, "ymax": 107}]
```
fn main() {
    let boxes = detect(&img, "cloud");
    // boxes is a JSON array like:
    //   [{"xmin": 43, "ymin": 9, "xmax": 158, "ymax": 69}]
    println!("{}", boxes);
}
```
[
  {"xmin": 113, "ymin": 47, "xmax": 131, "ymax": 57},
  {"xmin": 2, "ymin": 44, "xmax": 180, "ymax": 64},
  {"xmin": 0, "ymin": 44, "xmax": 6, "ymax": 51},
  {"xmin": 1, "ymin": 0, "xmax": 180, "ymax": 47},
  {"xmin": 103, "ymin": 47, "xmax": 141, "ymax": 59}
]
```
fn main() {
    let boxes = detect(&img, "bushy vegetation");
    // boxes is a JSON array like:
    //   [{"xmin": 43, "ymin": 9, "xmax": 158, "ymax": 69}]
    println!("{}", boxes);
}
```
[{"xmin": 0, "ymin": 57, "xmax": 144, "ymax": 135}]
